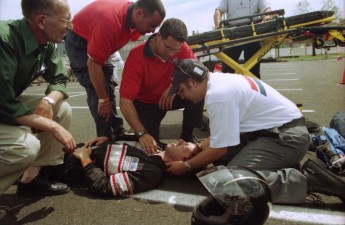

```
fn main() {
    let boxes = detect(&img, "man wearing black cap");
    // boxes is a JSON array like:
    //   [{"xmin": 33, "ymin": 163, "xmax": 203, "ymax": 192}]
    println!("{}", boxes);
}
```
[{"xmin": 166, "ymin": 59, "xmax": 345, "ymax": 205}]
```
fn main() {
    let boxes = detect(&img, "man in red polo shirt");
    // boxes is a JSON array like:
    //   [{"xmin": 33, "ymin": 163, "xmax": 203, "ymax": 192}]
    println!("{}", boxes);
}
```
[
  {"xmin": 120, "ymin": 18, "xmax": 204, "ymax": 155},
  {"xmin": 64, "ymin": 0, "xmax": 165, "ymax": 140}
]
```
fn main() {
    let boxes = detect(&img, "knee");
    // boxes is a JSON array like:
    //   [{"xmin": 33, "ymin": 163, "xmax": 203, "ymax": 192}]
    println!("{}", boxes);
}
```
[
  {"xmin": 19, "ymin": 134, "xmax": 41, "ymax": 162},
  {"xmin": 56, "ymin": 101, "xmax": 72, "ymax": 120}
]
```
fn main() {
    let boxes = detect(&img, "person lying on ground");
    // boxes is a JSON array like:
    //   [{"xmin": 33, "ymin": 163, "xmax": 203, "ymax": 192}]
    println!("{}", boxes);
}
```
[{"xmin": 41, "ymin": 137, "xmax": 200, "ymax": 197}]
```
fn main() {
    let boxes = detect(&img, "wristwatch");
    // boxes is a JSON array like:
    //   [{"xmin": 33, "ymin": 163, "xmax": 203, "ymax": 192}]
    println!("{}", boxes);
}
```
[
  {"xmin": 42, "ymin": 96, "xmax": 56, "ymax": 106},
  {"xmin": 184, "ymin": 161, "xmax": 192, "ymax": 171},
  {"xmin": 135, "ymin": 130, "xmax": 148, "ymax": 138}
]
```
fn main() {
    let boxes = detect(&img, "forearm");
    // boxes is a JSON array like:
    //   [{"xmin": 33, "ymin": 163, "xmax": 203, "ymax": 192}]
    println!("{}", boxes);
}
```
[
  {"xmin": 15, "ymin": 113, "xmax": 60, "ymax": 132},
  {"xmin": 87, "ymin": 58, "xmax": 108, "ymax": 99},
  {"xmin": 46, "ymin": 90, "xmax": 65, "ymax": 103},
  {"xmin": 261, "ymin": 7, "xmax": 271, "ymax": 21},
  {"xmin": 187, "ymin": 145, "xmax": 228, "ymax": 169},
  {"xmin": 83, "ymin": 163, "xmax": 114, "ymax": 197},
  {"xmin": 214, "ymin": 9, "xmax": 223, "ymax": 28},
  {"xmin": 120, "ymin": 97, "xmax": 145, "ymax": 132}
]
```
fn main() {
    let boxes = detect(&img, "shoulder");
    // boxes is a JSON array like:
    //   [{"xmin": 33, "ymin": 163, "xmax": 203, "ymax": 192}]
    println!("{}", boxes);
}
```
[
  {"xmin": 0, "ymin": 19, "xmax": 21, "ymax": 41},
  {"xmin": 126, "ymin": 42, "xmax": 146, "ymax": 63}
]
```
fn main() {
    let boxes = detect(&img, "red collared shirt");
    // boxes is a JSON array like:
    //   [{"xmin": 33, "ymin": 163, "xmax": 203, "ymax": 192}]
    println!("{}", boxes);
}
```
[
  {"xmin": 120, "ymin": 35, "xmax": 195, "ymax": 104},
  {"xmin": 72, "ymin": 0, "xmax": 140, "ymax": 64}
]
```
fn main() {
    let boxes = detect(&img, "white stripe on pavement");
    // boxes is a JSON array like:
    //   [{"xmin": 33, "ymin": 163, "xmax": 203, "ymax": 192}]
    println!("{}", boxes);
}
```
[
  {"xmin": 264, "ymin": 78, "xmax": 299, "ymax": 81},
  {"xmin": 264, "ymin": 73, "xmax": 297, "ymax": 76},
  {"xmin": 133, "ymin": 190, "xmax": 345, "ymax": 224},
  {"xmin": 270, "ymin": 205, "xmax": 345, "ymax": 224}
]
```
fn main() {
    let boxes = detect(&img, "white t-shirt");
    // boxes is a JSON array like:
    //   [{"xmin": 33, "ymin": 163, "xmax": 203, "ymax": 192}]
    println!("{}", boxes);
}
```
[
  {"xmin": 206, "ymin": 72, "xmax": 302, "ymax": 148},
  {"xmin": 216, "ymin": 0, "xmax": 270, "ymax": 25}
]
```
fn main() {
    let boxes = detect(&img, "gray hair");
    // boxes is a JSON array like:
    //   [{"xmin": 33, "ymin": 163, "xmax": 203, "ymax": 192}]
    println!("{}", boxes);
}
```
[{"xmin": 21, "ymin": 0, "xmax": 56, "ymax": 19}]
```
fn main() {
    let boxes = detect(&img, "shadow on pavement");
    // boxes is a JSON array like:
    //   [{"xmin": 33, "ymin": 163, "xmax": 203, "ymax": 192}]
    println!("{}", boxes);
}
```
[{"xmin": 0, "ymin": 191, "xmax": 53, "ymax": 225}]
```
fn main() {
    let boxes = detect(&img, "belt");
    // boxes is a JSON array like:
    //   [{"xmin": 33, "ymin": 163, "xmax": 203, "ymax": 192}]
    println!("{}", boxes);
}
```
[
  {"xmin": 279, "ymin": 117, "xmax": 305, "ymax": 129},
  {"xmin": 243, "ymin": 117, "xmax": 305, "ymax": 140}
]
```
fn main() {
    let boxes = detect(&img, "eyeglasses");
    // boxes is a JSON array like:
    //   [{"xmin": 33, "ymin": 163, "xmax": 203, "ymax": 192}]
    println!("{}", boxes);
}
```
[
  {"xmin": 43, "ymin": 14, "xmax": 72, "ymax": 27},
  {"xmin": 162, "ymin": 39, "xmax": 181, "ymax": 54}
]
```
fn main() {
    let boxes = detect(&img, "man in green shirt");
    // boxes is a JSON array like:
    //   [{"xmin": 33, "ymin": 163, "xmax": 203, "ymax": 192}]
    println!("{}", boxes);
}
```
[{"xmin": 0, "ymin": 0, "xmax": 76, "ymax": 196}]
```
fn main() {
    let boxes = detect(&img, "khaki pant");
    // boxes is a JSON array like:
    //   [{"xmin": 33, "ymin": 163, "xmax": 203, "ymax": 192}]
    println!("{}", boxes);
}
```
[{"xmin": 0, "ymin": 94, "xmax": 72, "ymax": 193}]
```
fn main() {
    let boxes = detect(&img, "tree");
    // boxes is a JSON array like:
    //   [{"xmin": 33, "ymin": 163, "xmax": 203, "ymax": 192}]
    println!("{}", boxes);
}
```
[
  {"xmin": 320, "ymin": 0, "xmax": 342, "ymax": 22},
  {"xmin": 293, "ymin": 0, "xmax": 314, "ymax": 15}
]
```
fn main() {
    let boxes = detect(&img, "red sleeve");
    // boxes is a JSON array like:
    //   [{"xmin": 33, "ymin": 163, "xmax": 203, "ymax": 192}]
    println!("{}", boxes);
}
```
[{"xmin": 119, "ymin": 46, "xmax": 144, "ymax": 100}]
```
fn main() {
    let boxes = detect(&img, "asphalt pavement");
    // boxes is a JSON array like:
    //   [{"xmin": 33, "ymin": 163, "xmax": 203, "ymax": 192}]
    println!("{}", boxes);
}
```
[{"xmin": 1, "ymin": 58, "xmax": 345, "ymax": 225}]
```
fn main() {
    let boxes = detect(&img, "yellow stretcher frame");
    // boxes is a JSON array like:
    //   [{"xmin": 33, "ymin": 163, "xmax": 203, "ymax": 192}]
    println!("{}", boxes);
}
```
[{"xmin": 188, "ymin": 10, "xmax": 345, "ymax": 78}]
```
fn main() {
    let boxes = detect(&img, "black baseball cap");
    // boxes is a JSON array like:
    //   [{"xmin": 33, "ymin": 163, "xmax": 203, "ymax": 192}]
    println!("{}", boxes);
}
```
[{"xmin": 168, "ymin": 59, "xmax": 208, "ymax": 95}]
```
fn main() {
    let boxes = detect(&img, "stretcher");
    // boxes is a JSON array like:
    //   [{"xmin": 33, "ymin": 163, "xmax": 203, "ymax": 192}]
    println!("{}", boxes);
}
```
[{"xmin": 187, "ymin": 10, "xmax": 345, "ymax": 77}]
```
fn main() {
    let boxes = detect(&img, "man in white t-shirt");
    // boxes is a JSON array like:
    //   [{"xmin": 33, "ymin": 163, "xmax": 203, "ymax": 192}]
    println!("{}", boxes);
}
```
[{"xmin": 165, "ymin": 59, "xmax": 345, "ymax": 205}]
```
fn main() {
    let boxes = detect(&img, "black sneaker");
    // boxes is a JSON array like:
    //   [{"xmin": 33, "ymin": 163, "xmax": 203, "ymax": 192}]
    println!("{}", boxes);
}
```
[
  {"xmin": 16, "ymin": 175, "xmax": 70, "ymax": 196},
  {"xmin": 302, "ymin": 157, "xmax": 345, "ymax": 204},
  {"xmin": 180, "ymin": 133, "xmax": 200, "ymax": 144}
]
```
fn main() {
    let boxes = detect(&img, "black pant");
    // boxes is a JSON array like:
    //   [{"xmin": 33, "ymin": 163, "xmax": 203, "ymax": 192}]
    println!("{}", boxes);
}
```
[
  {"xmin": 222, "ymin": 41, "xmax": 262, "ymax": 78},
  {"xmin": 133, "ymin": 96, "xmax": 204, "ymax": 141},
  {"xmin": 64, "ymin": 30, "xmax": 123, "ymax": 138}
]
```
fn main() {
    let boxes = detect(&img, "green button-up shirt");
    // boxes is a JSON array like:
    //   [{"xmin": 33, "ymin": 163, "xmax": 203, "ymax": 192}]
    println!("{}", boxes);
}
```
[{"xmin": 0, "ymin": 19, "xmax": 69, "ymax": 125}]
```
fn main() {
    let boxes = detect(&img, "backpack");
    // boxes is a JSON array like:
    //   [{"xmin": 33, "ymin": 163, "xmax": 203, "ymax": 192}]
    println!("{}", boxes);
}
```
[{"xmin": 307, "ymin": 122, "xmax": 345, "ymax": 176}]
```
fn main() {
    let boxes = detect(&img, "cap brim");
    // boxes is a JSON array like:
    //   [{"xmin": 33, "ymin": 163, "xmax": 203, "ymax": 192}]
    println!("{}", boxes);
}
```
[{"xmin": 168, "ymin": 69, "xmax": 189, "ymax": 96}]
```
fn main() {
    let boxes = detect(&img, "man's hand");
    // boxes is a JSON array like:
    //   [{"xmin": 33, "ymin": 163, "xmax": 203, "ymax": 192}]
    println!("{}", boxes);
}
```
[
  {"xmin": 84, "ymin": 136, "xmax": 109, "ymax": 147},
  {"xmin": 73, "ymin": 147, "xmax": 93, "ymax": 167},
  {"xmin": 73, "ymin": 147, "xmax": 92, "ymax": 160},
  {"xmin": 51, "ymin": 124, "xmax": 76, "ymax": 153},
  {"xmin": 98, "ymin": 100, "xmax": 111, "ymax": 120},
  {"xmin": 139, "ymin": 134, "xmax": 158, "ymax": 155},
  {"xmin": 159, "ymin": 87, "xmax": 175, "ymax": 110},
  {"xmin": 166, "ymin": 161, "xmax": 189, "ymax": 176}
]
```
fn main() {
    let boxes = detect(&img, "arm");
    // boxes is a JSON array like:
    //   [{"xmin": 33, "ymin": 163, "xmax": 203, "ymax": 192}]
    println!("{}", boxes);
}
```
[
  {"xmin": 158, "ymin": 85, "xmax": 175, "ymax": 110},
  {"xmin": 35, "ymin": 90, "xmax": 65, "ymax": 121},
  {"xmin": 261, "ymin": 7, "xmax": 272, "ymax": 22},
  {"xmin": 214, "ymin": 9, "xmax": 224, "ymax": 28},
  {"xmin": 87, "ymin": 58, "xmax": 111, "ymax": 119},
  {"xmin": 16, "ymin": 113, "xmax": 75, "ymax": 151},
  {"xmin": 259, "ymin": 0, "xmax": 271, "ymax": 22},
  {"xmin": 73, "ymin": 147, "xmax": 114, "ymax": 197},
  {"xmin": 120, "ymin": 97, "xmax": 158, "ymax": 154},
  {"xmin": 166, "ymin": 137, "xmax": 228, "ymax": 175}
]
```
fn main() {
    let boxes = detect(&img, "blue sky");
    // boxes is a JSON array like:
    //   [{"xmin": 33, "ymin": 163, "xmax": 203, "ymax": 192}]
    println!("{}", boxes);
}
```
[{"xmin": 0, "ymin": 0, "xmax": 344, "ymax": 34}]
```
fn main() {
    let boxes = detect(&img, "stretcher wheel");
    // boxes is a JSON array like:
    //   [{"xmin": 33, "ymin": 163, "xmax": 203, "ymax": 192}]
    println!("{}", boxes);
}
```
[
  {"xmin": 335, "ymin": 39, "xmax": 345, "ymax": 47},
  {"xmin": 313, "ymin": 38, "xmax": 324, "ymax": 49}
]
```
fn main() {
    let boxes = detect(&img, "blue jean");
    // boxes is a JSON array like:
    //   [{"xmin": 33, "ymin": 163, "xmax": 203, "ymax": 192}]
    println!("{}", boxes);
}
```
[{"xmin": 64, "ymin": 30, "xmax": 123, "ymax": 138}]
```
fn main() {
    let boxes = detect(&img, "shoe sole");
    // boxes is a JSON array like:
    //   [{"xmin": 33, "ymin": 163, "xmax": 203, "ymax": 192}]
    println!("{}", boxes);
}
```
[{"xmin": 16, "ymin": 187, "xmax": 70, "ymax": 196}]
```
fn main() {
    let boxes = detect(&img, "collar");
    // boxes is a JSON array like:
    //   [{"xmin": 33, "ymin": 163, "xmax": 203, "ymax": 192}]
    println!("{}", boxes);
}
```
[
  {"xmin": 21, "ymin": 19, "xmax": 41, "ymax": 55},
  {"xmin": 125, "ymin": 3, "xmax": 134, "ymax": 29},
  {"xmin": 143, "ymin": 33, "xmax": 157, "ymax": 58}
]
